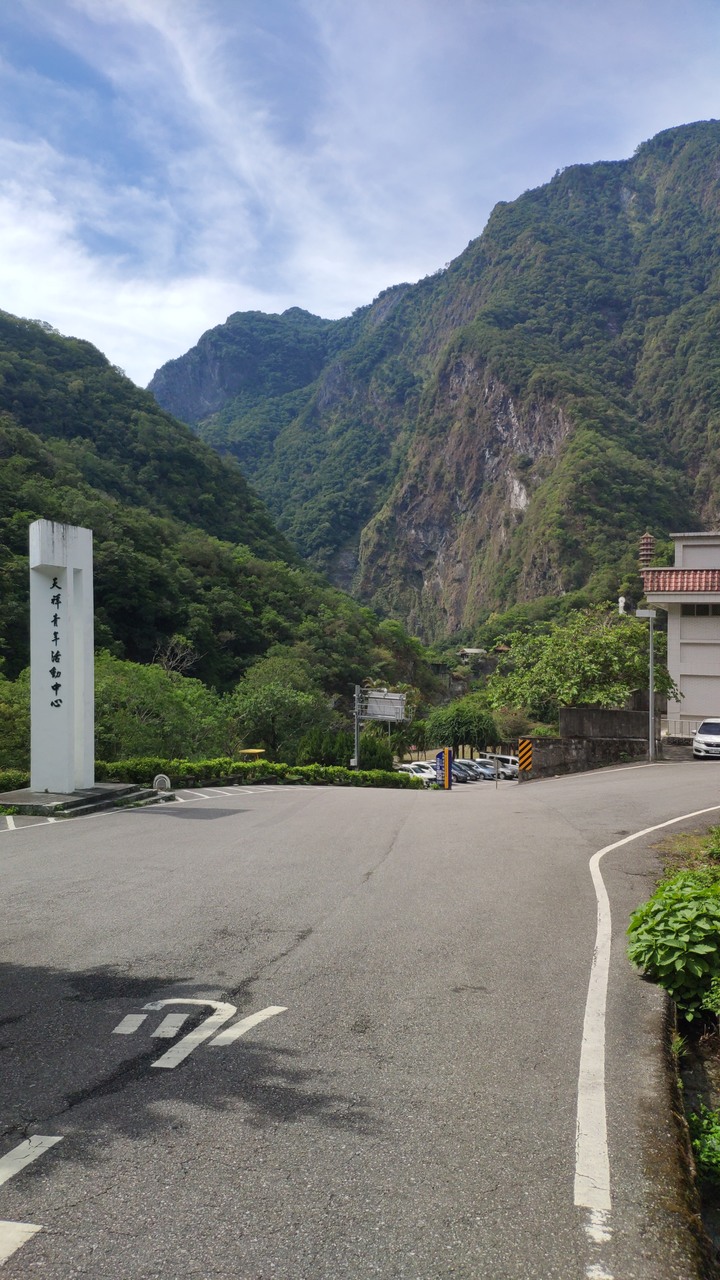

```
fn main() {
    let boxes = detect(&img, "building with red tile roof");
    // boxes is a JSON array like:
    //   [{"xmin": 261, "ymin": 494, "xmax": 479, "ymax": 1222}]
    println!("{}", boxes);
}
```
[{"xmin": 642, "ymin": 533, "xmax": 720, "ymax": 733}]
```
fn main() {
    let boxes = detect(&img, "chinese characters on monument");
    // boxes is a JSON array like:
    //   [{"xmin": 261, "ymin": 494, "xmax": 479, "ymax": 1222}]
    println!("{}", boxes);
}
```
[{"xmin": 29, "ymin": 520, "xmax": 94, "ymax": 793}]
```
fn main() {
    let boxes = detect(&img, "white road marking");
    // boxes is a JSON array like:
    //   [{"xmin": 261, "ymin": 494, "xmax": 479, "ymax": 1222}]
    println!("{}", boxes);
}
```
[
  {"xmin": 0, "ymin": 1220, "xmax": 42, "ymax": 1264},
  {"xmin": 5, "ymin": 817, "xmax": 14, "ymax": 831},
  {"xmin": 112, "ymin": 1013, "xmax": 148, "ymax": 1035},
  {"xmin": 47, "ymin": 816, "xmax": 56, "ymax": 823},
  {"xmin": 575, "ymin": 801, "xmax": 720, "ymax": 1275},
  {"xmin": 0, "ymin": 1136, "xmax": 62, "ymax": 1189},
  {"xmin": 152, "ymin": 1012, "xmax": 190, "ymax": 1038},
  {"xmin": 144, "ymin": 998, "xmax": 236, "ymax": 1068},
  {"xmin": 210, "ymin": 1005, "xmax": 287, "ymax": 1045}
]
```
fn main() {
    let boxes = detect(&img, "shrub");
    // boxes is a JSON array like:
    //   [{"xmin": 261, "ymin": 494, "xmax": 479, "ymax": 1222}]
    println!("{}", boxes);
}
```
[
  {"xmin": 0, "ymin": 768, "xmax": 29, "ymax": 792},
  {"xmin": 688, "ymin": 1105, "xmax": 720, "ymax": 1185},
  {"xmin": 94, "ymin": 756, "xmax": 422, "ymax": 790},
  {"xmin": 627, "ymin": 873, "xmax": 720, "ymax": 1019}
]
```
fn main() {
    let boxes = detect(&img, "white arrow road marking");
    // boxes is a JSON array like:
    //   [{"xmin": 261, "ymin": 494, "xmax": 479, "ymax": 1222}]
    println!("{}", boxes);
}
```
[
  {"xmin": 152, "ymin": 1012, "xmax": 190, "ymax": 1038},
  {"xmin": 143, "ymin": 999, "xmax": 237, "ymax": 1069},
  {"xmin": 0, "ymin": 1137, "xmax": 62, "ymax": 1189},
  {"xmin": 210, "ymin": 1005, "xmax": 287, "ymax": 1045},
  {"xmin": 0, "ymin": 1220, "xmax": 42, "ymax": 1264},
  {"xmin": 0, "ymin": 1137, "xmax": 63, "ymax": 1266},
  {"xmin": 112, "ymin": 1014, "xmax": 148, "ymax": 1035}
]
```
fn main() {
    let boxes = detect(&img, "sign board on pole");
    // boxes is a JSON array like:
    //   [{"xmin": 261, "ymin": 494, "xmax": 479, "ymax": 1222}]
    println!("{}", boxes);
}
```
[
  {"xmin": 435, "ymin": 747, "xmax": 453, "ymax": 789},
  {"xmin": 362, "ymin": 690, "xmax": 406, "ymax": 722}
]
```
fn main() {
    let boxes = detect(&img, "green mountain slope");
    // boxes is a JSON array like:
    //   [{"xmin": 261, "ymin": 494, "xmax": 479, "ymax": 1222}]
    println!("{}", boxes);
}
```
[
  {"xmin": 0, "ymin": 313, "xmax": 435, "ymax": 696},
  {"xmin": 149, "ymin": 120, "xmax": 720, "ymax": 638}
]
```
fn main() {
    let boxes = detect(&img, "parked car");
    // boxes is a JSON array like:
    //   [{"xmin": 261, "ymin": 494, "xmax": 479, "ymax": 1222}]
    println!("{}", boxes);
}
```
[
  {"xmin": 452, "ymin": 761, "xmax": 479, "ymax": 782},
  {"xmin": 450, "ymin": 762, "xmax": 471, "ymax": 783},
  {"xmin": 693, "ymin": 719, "xmax": 720, "ymax": 758},
  {"xmin": 474, "ymin": 751, "xmax": 519, "ymax": 778},
  {"xmin": 395, "ymin": 762, "xmax": 436, "ymax": 785},
  {"xmin": 462, "ymin": 759, "xmax": 498, "ymax": 780}
]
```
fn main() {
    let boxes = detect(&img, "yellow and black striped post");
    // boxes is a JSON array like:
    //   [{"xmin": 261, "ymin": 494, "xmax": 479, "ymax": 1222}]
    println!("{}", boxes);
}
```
[{"xmin": 518, "ymin": 738, "xmax": 533, "ymax": 775}]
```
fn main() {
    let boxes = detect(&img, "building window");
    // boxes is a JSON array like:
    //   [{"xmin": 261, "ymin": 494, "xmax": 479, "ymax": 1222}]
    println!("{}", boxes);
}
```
[{"xmin": 681, "ymin": 603, "xmax": 720, "ymax": 616}]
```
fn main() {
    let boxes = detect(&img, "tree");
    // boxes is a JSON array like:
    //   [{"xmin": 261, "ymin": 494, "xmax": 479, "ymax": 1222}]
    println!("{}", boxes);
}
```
[
  {"xmin": 426, "ymin": 695, "xmax": 497, "ymax": 756},
  {"xmin": 486, "ymin": 604, "xmax": 678, "ymax": 720},
  {"xmin": 94, "ymin": 653, "xmax": 230, "ymax": 760},
  {"xmin": 230, "ymin": 681, "xmax": 331, "ymax": 762}
]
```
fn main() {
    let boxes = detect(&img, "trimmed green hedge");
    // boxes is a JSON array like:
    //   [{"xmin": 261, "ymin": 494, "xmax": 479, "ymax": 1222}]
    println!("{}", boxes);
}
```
[
  {"xmin": 1, "ymin": 758, "xmax": 424, "ymax": 792},
  {"xmin": 94, "ymin": 756, "xmax": 423, "ymax": 789},
  {"xmin": 0, "ymin": 769, "xmax": 29, "ymax": 792}
]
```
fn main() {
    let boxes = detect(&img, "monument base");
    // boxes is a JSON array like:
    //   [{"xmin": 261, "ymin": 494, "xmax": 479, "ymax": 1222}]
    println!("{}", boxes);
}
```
[{"xmin": 0, "ymin": 783, "xmax": 172, "ymax": 818}]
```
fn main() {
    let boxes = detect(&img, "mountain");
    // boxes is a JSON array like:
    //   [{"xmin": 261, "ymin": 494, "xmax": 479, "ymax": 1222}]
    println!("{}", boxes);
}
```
[
  {"xmin": 0, "ymin": 312, "xmax": 436, "ymax": 696},
  {"xmin": 148, "ymin": 120, "xmax": 720, "ymax": 639}
]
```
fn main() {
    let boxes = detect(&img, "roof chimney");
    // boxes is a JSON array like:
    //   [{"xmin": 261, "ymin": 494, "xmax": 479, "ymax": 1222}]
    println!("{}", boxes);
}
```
[{"xmin": 639, "ymin": 532, "xmax": 656, "ymax": 567}]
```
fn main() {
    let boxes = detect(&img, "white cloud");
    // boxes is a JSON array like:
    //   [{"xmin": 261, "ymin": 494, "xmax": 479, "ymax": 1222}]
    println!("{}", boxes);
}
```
[{"xmin": 0, "ymin": 0, "xmax": 719, "ymax": 384}]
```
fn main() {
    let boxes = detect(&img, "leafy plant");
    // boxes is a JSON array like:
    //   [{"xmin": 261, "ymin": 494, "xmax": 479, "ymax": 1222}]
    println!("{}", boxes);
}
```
[
  {"xmin": 688, "ymin": 1104, "xmax": 720, "ymax": 1185},
  {"xmin": 627, "ymin": 874, "xmax": 720, "ymax": 1019}
]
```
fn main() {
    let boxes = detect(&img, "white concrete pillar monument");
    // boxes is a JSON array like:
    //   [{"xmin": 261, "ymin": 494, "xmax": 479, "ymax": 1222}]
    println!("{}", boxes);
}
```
[{"xmin": 29, "ymin": 520, "xmax": 94, "ymax": 793}]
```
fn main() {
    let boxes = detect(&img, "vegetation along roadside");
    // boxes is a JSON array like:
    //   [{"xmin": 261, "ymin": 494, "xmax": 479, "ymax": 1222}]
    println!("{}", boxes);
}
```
[{"xmin": 628, "ymin": 826, "xmax": 720, "ymax": 1268}]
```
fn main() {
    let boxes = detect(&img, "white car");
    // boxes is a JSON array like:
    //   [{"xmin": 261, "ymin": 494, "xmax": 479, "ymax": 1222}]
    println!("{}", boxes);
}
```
[
  {"xmin": 693, "ymin": 719, "xmax": 720, "ymax": 759},
  {"xmin": 395, "ymin": 762, "xmax": 437, "ymax": 785}
]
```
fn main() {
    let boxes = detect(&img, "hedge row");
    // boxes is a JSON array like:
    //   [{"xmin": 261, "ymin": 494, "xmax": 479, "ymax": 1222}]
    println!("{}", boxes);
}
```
[
  {"xmin": 0, "ymin": 758, "xmax": 425, "ymax": 792},
  {"xmin": 0, "ymin": 769, "xmax": 29, "ymax": 792},
  {"xmin": 97, "ymin": 757, "xmax": 424, "ymax": 789}
]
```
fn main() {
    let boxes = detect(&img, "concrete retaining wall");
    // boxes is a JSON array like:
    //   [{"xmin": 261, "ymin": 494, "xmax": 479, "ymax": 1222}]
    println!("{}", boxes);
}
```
[
  {"xmin": 525, "ymin": 736, "xmax": 649, "ymax": 778},
  {"xmin": 559, "ymin": 707, "xmax": 650, "ymax": 739}
]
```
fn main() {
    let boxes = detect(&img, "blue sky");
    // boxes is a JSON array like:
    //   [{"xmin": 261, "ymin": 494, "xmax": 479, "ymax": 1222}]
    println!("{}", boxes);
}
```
[{"xmin": 1, "ymin": 0, "xmax": 719, "ymax": 386}]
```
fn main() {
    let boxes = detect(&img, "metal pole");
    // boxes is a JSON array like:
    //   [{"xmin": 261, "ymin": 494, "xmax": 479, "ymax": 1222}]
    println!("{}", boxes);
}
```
[
  {"xmin": 649, "ymin": 616, "xmax": 655, "ymax": 762},
  {"xmin": 636, "ymin": 609, "xmax": 657, "ymax": 763},
  {"xmin": 353, "ymin": 685, "xmax": 361, "ymax": 770}
]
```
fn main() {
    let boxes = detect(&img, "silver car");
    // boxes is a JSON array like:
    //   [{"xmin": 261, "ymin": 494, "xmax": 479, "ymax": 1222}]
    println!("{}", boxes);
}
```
[{"xmin": 693, "ymin": 719, "xmax": 720, "ymax": 758}]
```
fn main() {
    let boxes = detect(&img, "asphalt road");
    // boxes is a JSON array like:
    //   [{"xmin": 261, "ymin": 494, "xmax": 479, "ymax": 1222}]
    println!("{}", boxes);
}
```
[{"xmin": 1, "ymin": 763, "xmax": 719, "ymax": 1279}]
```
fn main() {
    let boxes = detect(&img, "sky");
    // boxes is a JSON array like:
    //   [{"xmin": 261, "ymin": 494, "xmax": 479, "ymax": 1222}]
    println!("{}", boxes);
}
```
[{"xmin": 1, "ymin": 1, "xmax": 719, "ymax": 387}]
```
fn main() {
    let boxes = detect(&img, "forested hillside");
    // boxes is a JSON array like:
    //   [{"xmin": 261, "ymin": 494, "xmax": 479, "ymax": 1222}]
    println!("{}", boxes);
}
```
[
  {"xmin": 149, "ymin": 120, "xmax": 720, "ymax": 639},
  {"xmin": 0, "ymin": 313, "xmax": 437, "ymax": 701}
]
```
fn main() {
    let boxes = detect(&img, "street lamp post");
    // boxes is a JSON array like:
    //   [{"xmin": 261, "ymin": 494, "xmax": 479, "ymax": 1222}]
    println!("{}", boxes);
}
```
[{"xmin": 636, "ymin": 608, "xmax": 657, "ymax": 761}]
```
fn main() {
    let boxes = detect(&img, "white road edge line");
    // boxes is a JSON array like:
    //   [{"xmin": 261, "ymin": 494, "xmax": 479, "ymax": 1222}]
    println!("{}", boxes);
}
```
[
  {"xmin": 0, "ymin": 1136, "xmax": 63, "ymax": 1189},
  {"xmin": 575, "ymin": 801, "xmax": 720, "ymax": 1278}
]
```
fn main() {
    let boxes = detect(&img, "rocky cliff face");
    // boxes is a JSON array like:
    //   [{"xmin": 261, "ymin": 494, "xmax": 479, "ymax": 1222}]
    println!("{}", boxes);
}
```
[
  {"xmin": 357, "ymin": 357, "xmax": 573, "ymax": 634},
  {"xmin": 149, "ymin": 121, "xmax": 720, "ymax": 640}
]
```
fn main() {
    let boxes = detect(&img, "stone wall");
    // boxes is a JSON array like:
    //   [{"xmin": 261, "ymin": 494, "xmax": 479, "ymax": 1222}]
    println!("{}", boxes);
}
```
[
  {"xmin": 523, "ymin": 736, "xmax": 649, "ymax": 779},
  {"xmin": 559, "ymin": 707, "xmax": 650, "ymax": 739}
]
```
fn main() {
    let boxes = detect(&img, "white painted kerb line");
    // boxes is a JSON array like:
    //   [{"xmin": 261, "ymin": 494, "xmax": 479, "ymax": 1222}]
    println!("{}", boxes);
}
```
[
  {"xmin": 0, "ymin": 1137, "xmax": 63, "ymax": 1267},
  {"xmin": 0, "ymin": 1221, "xmax": 43, "ymax": 1265},
  {"xmin": 575, "ymin": 803, "xmax": 720, "ymax": 1263},
  {"xmin": 0, "ymin": 1136, "xmax": 62, "ymax": 1189}
]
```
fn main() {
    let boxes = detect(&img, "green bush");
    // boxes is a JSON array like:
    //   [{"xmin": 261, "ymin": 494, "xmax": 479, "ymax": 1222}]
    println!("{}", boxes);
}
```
[
  {"xmin": 627, "ymin": 873, "xmax": 720, "ymax": 1019},
  {"xmin": 0, "ymin": 768, "xmax": 29, "ymax": 792},
  {"xmin": 688, "ymin": 1104, "xmax": 720, "ymax": 1185},
  {"xmin": 94, "ymin": 756, "xmax": 423, "ymax": 790}
]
